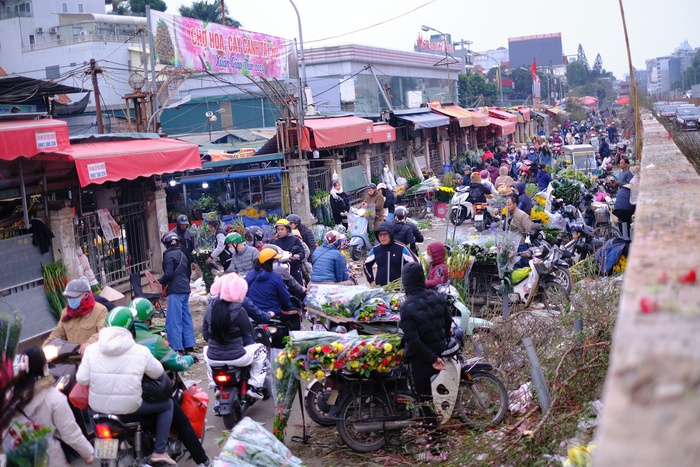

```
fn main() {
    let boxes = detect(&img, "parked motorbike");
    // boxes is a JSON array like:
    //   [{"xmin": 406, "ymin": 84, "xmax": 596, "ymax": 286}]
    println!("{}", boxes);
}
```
[
  {"xmin": 333, "ymin": 337, "xmax": 508, "ymax": 452},
  {"xmin": 505, "ymin": 243, "xmax": 573, "ymax": 307},
  {"xmin": 448, "ymin": 186, "xmax": 473, "ymax": 226},
  {"xmin": 517, "ymin": 160, "xmax": 537, "ymax": 184},
  {"xmin": 43, "ymin": 339, "xmax": 95, "ymax": 441},
  {"xmin": 348, "ymin": 207, "xmax": 372, "ymax": 260}
]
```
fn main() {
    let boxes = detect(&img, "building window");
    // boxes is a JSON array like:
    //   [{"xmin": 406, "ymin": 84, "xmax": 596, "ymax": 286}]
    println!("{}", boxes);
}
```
[
  {"xmin": 78, "ymin": 3, "xmax": 83, "ymax": 13},
  {"xmin": 61, "ymin": 3, "xmax": 67, "ymax": 13},
  {"xmin": 45, "ymin": 65, "xmax": 60, "ymax": 80}
]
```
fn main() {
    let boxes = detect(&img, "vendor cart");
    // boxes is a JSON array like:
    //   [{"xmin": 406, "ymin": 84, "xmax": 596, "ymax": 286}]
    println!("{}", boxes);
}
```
[
  {"xmin": 396, "ymin": 191, "xmax": 430, "ymax": 220},
  {"xmin": 305, "ymin": 306, "xmax": 402, "ymax": 336}
]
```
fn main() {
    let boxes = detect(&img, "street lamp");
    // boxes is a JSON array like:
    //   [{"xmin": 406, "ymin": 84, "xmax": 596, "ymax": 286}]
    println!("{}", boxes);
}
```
[
  {"xmin": 471, "ymin": 53, "xmax": 504, "ymax": 106},
  {"xmin": 147, "ymin": 94, "xmax": 191, "ymax": 132},
  {"xmin": 421, "ymin": 25, "xmax": 453, "ymax": 103}
]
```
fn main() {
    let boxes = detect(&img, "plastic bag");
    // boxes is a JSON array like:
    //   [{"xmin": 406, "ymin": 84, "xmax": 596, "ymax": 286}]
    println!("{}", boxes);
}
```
[
  {"xmin": 69, "ymin": 383, "xmax": 89, "ymax": 410},
  {"xmin": 181, "ymin": 384, "xmax": 209, "ymax": 439},
  {"xmin": 220, "ymin": 417, "xmax": 305, "ymax": 467}
]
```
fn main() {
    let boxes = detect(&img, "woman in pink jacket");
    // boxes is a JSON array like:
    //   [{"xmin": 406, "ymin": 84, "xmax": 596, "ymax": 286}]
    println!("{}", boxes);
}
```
[{"xmin": 425, "ymin": 242, "xmax": 449, "ymax": 290}]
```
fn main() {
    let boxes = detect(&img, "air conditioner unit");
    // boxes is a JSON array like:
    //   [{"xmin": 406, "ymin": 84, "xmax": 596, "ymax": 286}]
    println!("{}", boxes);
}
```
[
  {"xmin": 35, "ymin": 27, "xmax": 43, "ymax": 33},
  {"xmin": 49, "ymin": 27, "xmax": 59, "ymax": 34},
  {"xmin": 80, "ymin": 31, "xmax": 89, "ymax": 36}
]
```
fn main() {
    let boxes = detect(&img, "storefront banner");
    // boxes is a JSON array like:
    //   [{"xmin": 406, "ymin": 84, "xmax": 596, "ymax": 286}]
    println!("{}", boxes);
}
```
[
  {"xmin": 97, "ymin": 209, "xmax": 121, "ymax": 242},
  {"xmin": 149, "ymin": 10, "xmax": 295, "ymax": 79}
]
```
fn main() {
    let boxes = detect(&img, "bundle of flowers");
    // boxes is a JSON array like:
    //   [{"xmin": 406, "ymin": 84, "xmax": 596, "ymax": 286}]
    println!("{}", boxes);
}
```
[
  {"xmin": 272, "ymin": 331, "xmax": 403, "ymax": 441},
  {"xmin": 305, "ymin": 285, "xmax": 385, "ymax": 316},
  {"xmin": 530, "ymin": 208, "xmax": 550, "ymax": 224},
  {"xmin": 434, "ymin": 185, "xmax": 456, "ymax": 203},
  {"xmin": 238, "ymin": 206, "xmax": 267, "ymax": 219},
  {"xmin": 219, "ymin": 416, "xmax": 305, "ymax": 467},
  {"xmin": 7, "ymin": 419, "xmax": 53, "ymax": 467}
]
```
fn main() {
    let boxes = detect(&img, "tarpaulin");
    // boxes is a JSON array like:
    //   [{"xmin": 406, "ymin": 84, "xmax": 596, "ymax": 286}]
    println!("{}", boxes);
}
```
[
  {"xmin": 517, "ymin": 107, "xmax": 531, "ymax": 121},
  {"xmin": 488, "ymin": 117, "xmax": 516, "ymax": 135},
  {"xmin": 465, "ymin": 109, "xmax": 489, "ymax": 127},
  {"xmin": 487, "ymin": 108, "xmax": 518, "ymax": 123},
  {"xmin": 299, "ymin": 116, "xmax": 373, "ymax": 151},
  {"xmin": 430, "ymin": 105, "xmax": 473, "ymax": 127},
  {"xmin": 395, "ymin": 112, "xmax": 450, "ymax": 129},
  {"xmin": 37, "ymin": 138, "xmax": 201, "ymax": 187},
  {"xmin": 370, "ymin": 124, "xmax": 396, "ymax": 143},
  {"xmin": 0, "ymin": 118, "xmax": 70, "ymax": 161}
]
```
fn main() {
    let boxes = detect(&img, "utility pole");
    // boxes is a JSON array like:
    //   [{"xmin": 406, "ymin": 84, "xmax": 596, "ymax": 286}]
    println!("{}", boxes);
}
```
[
  {"xmin": 88, "ymin": 58, "xmax": 104, "ymax": 134},
  {"xmin": 221, "ymin": 0, "xmax": 226, "ymax": 25}
]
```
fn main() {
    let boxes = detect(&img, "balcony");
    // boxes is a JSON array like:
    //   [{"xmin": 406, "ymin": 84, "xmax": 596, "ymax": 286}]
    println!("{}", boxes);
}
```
[
  {"xmin": 22, "ymin": 32, "xmax": 140, "ymax": 52},
  {"xmin": 0, "ymin": 10, "xmax": 32, "ymax": 21}
]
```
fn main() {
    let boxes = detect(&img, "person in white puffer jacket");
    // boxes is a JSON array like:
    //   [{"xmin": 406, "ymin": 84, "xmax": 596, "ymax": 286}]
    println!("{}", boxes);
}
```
[{"xmin": 76, "ymin": 307, "xmax": 176, "ymax": 465}]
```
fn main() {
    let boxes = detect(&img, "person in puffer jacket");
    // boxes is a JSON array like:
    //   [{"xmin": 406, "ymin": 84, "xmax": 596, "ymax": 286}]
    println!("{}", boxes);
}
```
[
  {"xmin": 310, "ymin": 230, "xmax": 349, "ymax": 283},
  {"xmin": 271, "ymin": 219, "xmax": 306, "ymax": 286},
  {"xmin": 399, "ymin": 262, "xmax": 453, "ymax": 432},
  {"xmin": 246, "ymin": 247, "xmax": 296, "ymax": 328},
  {"xmin": 225, "ymin": 232, "xmax": 259, "ymax": 278},
  {"xmin": 363, "ymin": 222, "xmax": 415, "ymax": 286},
  {"xmin": 77, "ymin": 307, "xmax": 176, "ymax": 465},
  {"xmin": 513, "ymin": 181, "xmax": 533, "ymax": 215},
  {"xmin": 425, "ymin": 242, "xmax": 449, "ymax": 290}
]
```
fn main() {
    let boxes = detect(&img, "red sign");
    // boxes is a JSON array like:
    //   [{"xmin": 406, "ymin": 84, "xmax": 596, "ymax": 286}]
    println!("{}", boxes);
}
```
[{"xmin": 414, "ymin": 34, "xmax": 455, "ymax": 54}]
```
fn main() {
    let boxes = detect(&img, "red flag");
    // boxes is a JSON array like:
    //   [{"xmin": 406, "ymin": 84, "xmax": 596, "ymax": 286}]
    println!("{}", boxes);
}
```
[{"xmin": 530, "ymin": 58, "xmax": 537, "ymax": 81}]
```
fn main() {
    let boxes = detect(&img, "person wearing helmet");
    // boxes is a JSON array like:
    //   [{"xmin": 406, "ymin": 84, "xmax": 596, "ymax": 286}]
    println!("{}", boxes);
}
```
[
  {"xmin": 131, "ymin": 298, "xmax": 210, "ymax": 466},
  {"xmin": 364, "ymin": 222, "xmax": 415, "ymax": 286},
  {"xmin": 361, "ymin": 183, "xmax": 385, "ymax": 230},
  {"xmin": 245, "ymin": 225, "xmax": 265, "ymax": 250},
  {"xmin": 286, "ymin": 214, "xmax": 316, "ymax": 255},
  {"xmin": 77, "ymin": 307, "xmax": 176, "ymax": 465},
  {"xmin": 42, "ymin": 278, "xmax": 109, "ymax": 354},
  {"xmin": 205, "ymin": 219, "xmax": 232, "ymax": 273},
  {"xmin": 329, "ymin": 180, "xmax": 351, "ymax": 228},
  {"xmin": 225, "ymin": 232, "xmax": 259, "ymax": 278},
  {"xmin": 271, "ymin": 219, "xmax": 306, "ymax": 286},
  {"xmin": 169, "ymin": 215, "xmax": 195, "ymax": 275},
  {"xmin": 460, "ymin": 166, "xmax": 472, "ymax": 187},
  {"xmin": 203, "ymin": 273, "xmax": 269, "ymax": 401},
  {"xmin": 261, "ymin": 244, "xmax": 306, "ymax": 301},
  {"xmin": 309, "ymin": 230, "xmax": 349, "ymax": 283},
  {"xmin": 391, "ymin": 206, "xmax": 416, "ymax": 254},
  {"xmin": 245, "ymin": 247, "xmax": 296, "ymax": 328},
  {"xmin": 159, "ymin": 232, "xmax": 196, "ymax": 355}
]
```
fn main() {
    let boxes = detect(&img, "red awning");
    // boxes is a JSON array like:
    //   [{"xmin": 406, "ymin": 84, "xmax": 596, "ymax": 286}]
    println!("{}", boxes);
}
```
[
  {"xmin": 0, "ymin": 118, "xmax": 70, "ymax": 161},
  {"xmin": 299, "ymin": 116, "xmax": 373, "ymax": 151},
  {"xmin": 37, "ymin": 138, "xmax": 201, "ymax": 187},
  {"xmin": 370, "ymin": 124, "xmax": 396, "ymax": 143},
  {"xmin": 431, "ymin": 105, "xmax": 473, "ymax": 127},
  {"xmin": 488, "ymin": 118, "xmax": 516, "ymax": 136},
  {"xmin": 487, "ymin": 108, "xmax": 518, "ymax": 123},
  {"xmin": 518, "ymin": 107, "xmax": 531, "ymax": 121},
  {"xmin": 465, "ymin": 110, "xmax": 489, "ymax": 127},
  {"xmin": 615, "ymin": 96, "xmax": 630, "ymax": 105}
]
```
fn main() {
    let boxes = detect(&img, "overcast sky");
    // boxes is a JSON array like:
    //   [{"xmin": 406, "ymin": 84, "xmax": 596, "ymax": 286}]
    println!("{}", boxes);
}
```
[{"xmin": 161, "ymin": 0, "xmax": 699, "ymax": 79}]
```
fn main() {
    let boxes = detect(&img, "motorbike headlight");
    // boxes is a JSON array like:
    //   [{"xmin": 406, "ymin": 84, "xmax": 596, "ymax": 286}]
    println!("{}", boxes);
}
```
[
  {"xmin": 43, "ymin": 345, "xmax": 59, "ymax": 362},
  {"xmin": 678, "ymin": 118, "xmax": 685, "ymax": 123}
]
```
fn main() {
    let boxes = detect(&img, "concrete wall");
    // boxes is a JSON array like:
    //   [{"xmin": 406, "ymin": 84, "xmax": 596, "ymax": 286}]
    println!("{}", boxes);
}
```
[{"xmin": 594, "ymin": 115, "xmax": 700, "ymax": 465}]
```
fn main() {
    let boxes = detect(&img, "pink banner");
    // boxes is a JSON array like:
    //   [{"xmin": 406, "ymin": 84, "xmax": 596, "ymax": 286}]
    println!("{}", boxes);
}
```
[{"xmin": 150, "ymin": 11, "xmax": 295, "ymax": 79}]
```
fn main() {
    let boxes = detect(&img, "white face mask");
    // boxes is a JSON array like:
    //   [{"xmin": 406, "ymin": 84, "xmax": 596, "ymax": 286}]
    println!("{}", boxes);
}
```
[{"xmin": 423, "ymin": 252, "xmax": 432, "ymax": 264}]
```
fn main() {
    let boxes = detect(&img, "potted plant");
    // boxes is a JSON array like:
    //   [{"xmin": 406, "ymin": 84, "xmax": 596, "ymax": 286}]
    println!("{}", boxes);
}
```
[{"xmin": 433, "ymin": 186, "xmax": 456, "ymax": 218}]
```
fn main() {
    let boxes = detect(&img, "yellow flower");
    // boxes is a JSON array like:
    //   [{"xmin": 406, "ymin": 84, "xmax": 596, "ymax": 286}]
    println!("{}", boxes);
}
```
[
  {"xmin": 314, "ymin": 370, "xmax": 325, "ymax": 381},
  {"xmin": 276, "ymin": 368, "xmax": 284, "ymax": 380},
  {"xmin": 350, "ymin": 361, "xmax": 360, "ymax": 370},
  {"xmin": 333, "ymin": 342, "xmax": 345, "ymax": 351},
  {"xmin": 384, "ymin": 343, "xmax": 393, "ymax": 353},
  {"xmin": 368, "ymin": 344, "xmax": 376, "ymax": 352}
]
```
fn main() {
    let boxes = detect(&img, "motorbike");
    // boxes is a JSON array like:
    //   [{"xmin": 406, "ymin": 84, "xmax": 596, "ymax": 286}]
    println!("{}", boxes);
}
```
[
  {"xmin": 553, "ymin": 143, "xmax": 562, "ymax": 159},
  {"xmin": 347, "ymin": 207, "xmax": 372, "ymax": 261},
  {"xmin": 448, "ymin": 186, "xmax": 472, "ymax": 226},
  {"xmin": 473, "ymin": 202, "xmax": 498, "ymax": 232},
  {"xmin": 43, "ymin": 339, "xmax": 96, "ymax": 441},
  {"xmin": 517, "ymin": 160, "xmax": 537, "ymax": 184},
  {"xmin": 333, "ymin": 337, "xmax": 508, "ymax": 452}
]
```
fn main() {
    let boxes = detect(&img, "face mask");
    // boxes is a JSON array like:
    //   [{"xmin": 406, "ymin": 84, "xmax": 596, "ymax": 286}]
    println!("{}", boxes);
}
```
[
  {"xmin": 423, "ymin": 252, "xmax": 432, "ymax": 264},
  {"xmin": 228, "ymin": 245, "xmax": 235, "ymax": 253},
  {"xmin": 247, "ymin": 240, "xmax": 254, "ymax": 246},
  {"xmin": 67, "ymin": 297, "xmax": 82, "ymax": 309}
]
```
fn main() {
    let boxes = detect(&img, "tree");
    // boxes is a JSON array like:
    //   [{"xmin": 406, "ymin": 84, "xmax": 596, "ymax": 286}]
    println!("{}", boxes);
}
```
[
  {"xmin": 567, "ymin": 61, "xmax": 589, "ymax": 87},
  {"xmin": 682, "ymin": 49, "xmax": 700, "ymax": 88},
  {"xmin": 458, "ymin": 72, "xmax": 498, "ymax": 107},
  {"xmin": 577, "ymin": 44, "xmax": 590, "ymax": 71},
  {"xmin": 110, "ymin": 0, "xmax": 166, "ymax": 14},
  {"xmin": 591, "ymin": 53, "xmax": 603, "ymax": 79},
  {"xmin": 506, "ymin": 67, "xmax": 534, "ymax": 102},
  {"xmin": 179, "ymin": 1, "xmax": 242, "ymax": 28}
]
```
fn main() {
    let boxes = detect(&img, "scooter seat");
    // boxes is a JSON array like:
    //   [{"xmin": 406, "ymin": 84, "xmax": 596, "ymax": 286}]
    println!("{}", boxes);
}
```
[{"xmin": 93, "ymin": 412, "xmax": 151, "ymax": 429}]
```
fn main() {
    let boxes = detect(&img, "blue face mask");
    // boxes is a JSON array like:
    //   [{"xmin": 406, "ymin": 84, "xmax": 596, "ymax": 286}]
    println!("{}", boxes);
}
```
[{"xmin": 67, "ymin": 297, "xmax": 82, "ymax": 309}]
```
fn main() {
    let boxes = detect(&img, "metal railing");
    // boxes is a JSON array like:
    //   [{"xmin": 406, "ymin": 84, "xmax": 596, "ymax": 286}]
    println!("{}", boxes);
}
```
[
  {"xmin": 22, "ymin": 33, "xmax": 140, "ymax": 52},
  {"xmin": 74, "ymin": 202, "xmax": 149, "ymax": 287}
]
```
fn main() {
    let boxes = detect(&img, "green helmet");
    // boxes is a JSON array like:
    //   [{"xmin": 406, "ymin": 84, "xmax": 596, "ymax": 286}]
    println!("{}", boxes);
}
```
[
  {"xmin": 225, "ymin": 232, "xmax": 244, "ymax": 245},
  {"xmin": 105, "ymin": 306, "xmax": 135, "ymax": 330},
  {"xmin": 130, "ymin": 298, "xmax": 155, "ymax": 322}
]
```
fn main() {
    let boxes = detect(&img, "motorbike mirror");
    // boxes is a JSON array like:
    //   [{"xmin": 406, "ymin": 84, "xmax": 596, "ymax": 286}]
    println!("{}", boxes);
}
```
[{"xmin": 43, "ymin": 345, "xmax": 59, "ymax": 362}]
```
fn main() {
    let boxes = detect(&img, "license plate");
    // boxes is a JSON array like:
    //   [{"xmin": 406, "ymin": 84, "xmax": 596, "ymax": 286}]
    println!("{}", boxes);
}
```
[
  {"xmin": 474, "ymin": 214, "xmax": 483, "ymax": 221},
  {"xmin": 94, "ymin": 438, "xmax": 119, "ymax": 459}
]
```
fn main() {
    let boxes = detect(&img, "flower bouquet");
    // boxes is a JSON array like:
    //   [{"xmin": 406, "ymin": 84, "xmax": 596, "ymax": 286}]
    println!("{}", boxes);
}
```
[
  {"xmin": 6, "ymin": 419, "xmax": 53, "ymax": 467},
  {"xmin": 494, "ymin": 230, "xmax": 521, "ymax": 294},
  {"xmin": 434, "ymin": 185, "xmax": 456, "ymax": 203},
  {"xmin": 219, "ymin": 416, "xmax": 305, "ymax": 467}
]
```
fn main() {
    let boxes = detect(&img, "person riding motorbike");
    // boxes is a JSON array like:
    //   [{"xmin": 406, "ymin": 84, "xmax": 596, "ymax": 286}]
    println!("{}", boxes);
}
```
[
  {"xmin": 271, "ymin": 219, "xmax": 306, "ymax": 286},
  {"xmin": 392, "ymin": 207, "xmax": 415, "ymax": 254},
  {"xmin": 363, "ymin": 222, "xmax": 415, "ymax": 287},
  {"xmin": 205, "ymin": 220, "xmax": 231, "ymax": 273},
  {"xmin": 14, "ymin": 347, "xmax": 95, "ymax": 466},
  {"xmin": 286, "ymin": 214, "xmax": 316, "ymax": 256},
  {"xmin": 245, "ymin": 247, "xmax": 299, "ymax": 330},
  {"xmin": 466, "ymin": 172, "xmax": 489, "ymax": 205},
  {"xmin": 245, "ymin": 226, "xmax": 265, "ymax": 251},
  {"xmin": 260, "ymin": 244, "xmax": 306, "ymax": 301},
  {"xmin": 130, "ymin": 299, "xmax": 210, "ymax": 467},
  {"xmin": 42, "ymin": 278, "xmax": 109, "ymax": 355},
  {"xmin": 76, "ymin": 307, "xmax": 176, "ymax": 465},
  {"xmin": 202, "ymin": 273, "xmax": 269, "ymax": 401},
  {"xmin": 309, "ymin": 230, "xmax": 349, "ymax": 283},
  {"xmin": 394, "ymin": 206, "xmax": 423, "ymax": 256},
  {"xmin": 225, "ymin": 232, "xmax": 259, "ymax": 278}
]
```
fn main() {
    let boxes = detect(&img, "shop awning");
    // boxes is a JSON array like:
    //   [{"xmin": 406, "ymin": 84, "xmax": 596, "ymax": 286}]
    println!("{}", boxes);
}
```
[
  {"xmin": 298, "ymin": 116, "xmax": 373, "ymax": 151},
  {"xmin": 395, "ymin": 112, "xmax": 450, "ymax": 129},
  {"xmin": 517, "ymin": 107, "xmax": 531, "ymax": 121},
  {"xmin": 370, "ymin": 124, "xmax": 396, "ymax": 143},
  {"xmin": 0, "ymin": 118, "xmax": 71, "ymax": 161},
  {"xmin": 37, "ymin": 138, "xmax": 201, "ymax": 187},
  {"xmin": 178, "ymin": 167, "xmax": 282, "ymax": 185},
  {"xmin": 487, "ymin": 108, "xmax": 518, "ymax": 123},
  {"xmin": 465, "ymin": 109, "xmax": 489, "ymax": 127},
  {"xmin": 546, "ymin": 107, "xmax": 567, "ymax": 116},
  {"xmin": 431, "ymin": 105, "xmax": 473, "ymax": 127},
  {"xmin": 488, "ymin": 118, "xmax": 516, "ymax": 135}
]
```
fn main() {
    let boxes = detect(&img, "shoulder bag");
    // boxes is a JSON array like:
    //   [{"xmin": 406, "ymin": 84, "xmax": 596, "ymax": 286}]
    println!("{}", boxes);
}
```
[{"xmin": 141, "ymin": 372, "xmax": 173, "ymax": 403}]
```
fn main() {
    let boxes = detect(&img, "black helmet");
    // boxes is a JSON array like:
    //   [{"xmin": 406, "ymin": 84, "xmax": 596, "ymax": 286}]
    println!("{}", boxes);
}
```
[
  {"xmin": 563, "ymin": 205, "xmax": 578, "ymax": 220},
  {"xmin": 162, "ymin": 232, "xmax": 179, "ymax": 246},
  {"xmin": 367, "ymin": 183, "xmax": 377, "ymax": 190},
  {"xmin": 247, "ymin": 226, "xmax": 264, "ymax": 242},
  {"xmin": 177, "ymin": 214, "xmax": 189, "ymax": 226},
  {"xmin": 394, "ymin": 206, "xmax": 408, "ymax": 221},
  {"xmin": 286, "ymin": 214, "xmax": 302, "ymax": 225}
]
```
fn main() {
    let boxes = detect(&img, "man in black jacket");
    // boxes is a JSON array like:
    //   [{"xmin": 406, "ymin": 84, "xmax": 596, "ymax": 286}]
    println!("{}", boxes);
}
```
[
  {"xmin": 399, "ymin": 262, "xmax": 452, "ymax": 431},
  {"xmin": 271, "ymin": 219, "xmax": 306, "ymax": 286},
  {"xmin": 159, "ymin": 232, "xmax": 196, "ymax": 354},
  {"xmin": 363, "ymin": 222, "xmax": 415, "ymax": 286},
  {"xmin": 287, "ymin": 214, "xmax": 316, "ymax": 255},
  {"xmin": 170, "ymin": 214, "xmax": 195, "ymax": 270},
  {"xmin": 394, "ymin": 207, "xmax": 424, "ymax": 255}
]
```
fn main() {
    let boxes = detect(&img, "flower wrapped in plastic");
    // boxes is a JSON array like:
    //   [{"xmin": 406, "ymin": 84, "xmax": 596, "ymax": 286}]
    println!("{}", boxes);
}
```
[
  {"xmin": 219, "ymin": 416, "xmax": 305, "ymax": 467},
  {"xmin": 6, "ymin": 419, "xmax": 53, "ymax": 467},
  {"xmin": 304, "ymin": 285, "xmax": 385, "ymax": 317}
]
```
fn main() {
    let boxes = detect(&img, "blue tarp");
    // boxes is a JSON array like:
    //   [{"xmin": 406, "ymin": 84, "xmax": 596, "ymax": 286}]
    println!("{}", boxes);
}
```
[
  {"xmin": 395, "ymin": 112, "xmax": 450, "ymax": 129},
  {"xmin": 179, "ymin": 167, "xmax": 283, "ymax": 185}
]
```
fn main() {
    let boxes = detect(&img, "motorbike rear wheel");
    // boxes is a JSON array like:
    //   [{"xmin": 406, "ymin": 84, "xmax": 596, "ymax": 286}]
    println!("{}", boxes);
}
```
[
  {"xmin": 222, "ymin": 389, "xmax": 243, "ymax": 429},
  {"xmin": 350, "ymin": 245, "xmax": 362, "ymax": 261},
  {"xmin": 305, "ymin": 381, "xmax": 335, "ymax": 427},
  {"xmin": 336, "ymin": 392, "xmax": 390, "ymax": 452},
  {"xmin": 457, "ymin": 372, "xmax": 508, "ymax": 429}
]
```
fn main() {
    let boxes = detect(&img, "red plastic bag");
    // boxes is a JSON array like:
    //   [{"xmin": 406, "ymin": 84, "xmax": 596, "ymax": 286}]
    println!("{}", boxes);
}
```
[
  {"xmin": 181, "ymin": 384, "xmax": 209, "ymax": 439},
  {"xmin": 69, "ymin": 383, "xmax": 90, "ymax": 409}
]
